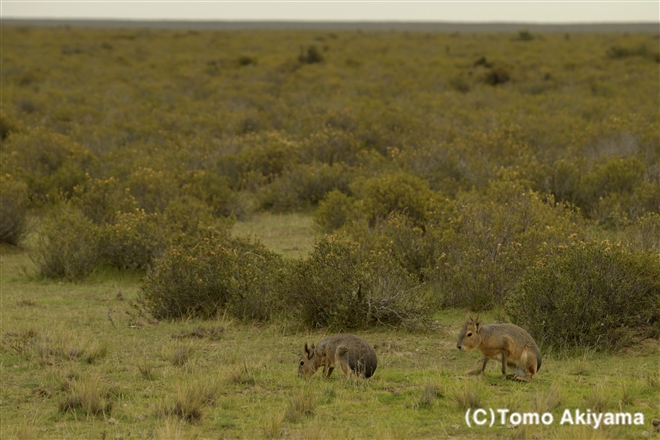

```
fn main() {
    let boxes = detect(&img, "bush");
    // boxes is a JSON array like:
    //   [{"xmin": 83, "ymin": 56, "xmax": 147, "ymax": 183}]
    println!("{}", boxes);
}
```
[
  {"xmin": 507, "ymin": 240, "xmax": 660, "ymax": 351},
  {"xmin": 298, "ymin": 128, "xmax": 364, "ymax": 165},
  {"xmin": 32, "ymin": 206, "xmax": 100, "ymax": 280},
  {"xmin": 372, "ymin": 213, "xmax": 443, "ymax": 282},
  {"xmin": 180, "ymin": 170, "xmax": 238, "ymax": 218},
  {"xmin": 126, "ymin": 167, "xmax": 179, "ymax": 214},
  {"xmin": 140, "ymin": 235, "xmax": 285, "ymax": 321},
  {"xmin": 298, "ymin": 45, "xmax": 324, "ymax": 64},
  {"xmin": 0, "ymin": 174, "xmax": 30, "ymax": 245},
  {"xmin": 1, "ymin": 127, "xmax": 96, "ymax": 202},
  {"xmin": 285, "ymin": 235, "xmax": 431, "ymax": 330},
  {"xmin": 622, "ymin": 212, "xmax": 660, "ymax": 252},
  {"xmin": 428, "ymin": 181, "xmax": 584, "ymax": 310},
  {"xmin": 313, "ymin": 189, "xmax": 359, "ymax": 233},
  {"xmin": 351, "ymin": 172, "xmax": 436, "ymax": 228},
  {"xmin": 515, "ymin": 30, "xmax": 534, "ymax": 41},
  {"xmin": 233, "ymin": 132, "xmax": 301, "ymax": 189},
  {"xmin": 261, "ymin": 162, "xmax": 354, "ymax": 211},
  {"xmin": 71, "ymin": 176, "xmax": 138, "ymax": 225},
  {"xmin": 98, "ymin": 210, "xmax": 164, "ymax": 271},
  {"xmin": 0, "ymin": 111, "xmax": 21, "ymax": 140},
  {"xmin": 483, "ymin": 65, "xmax": 511, "ymax": 86}
]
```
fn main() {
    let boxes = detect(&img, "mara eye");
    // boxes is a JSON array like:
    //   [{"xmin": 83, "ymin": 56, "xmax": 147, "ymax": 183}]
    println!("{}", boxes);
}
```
[
  {"xmin": 299, "ymin": 361, "xmax": 305, "ymax": 366},
  {"xmin": 467, "ymin": 332, "xmax": 472, "ymax": 337}
]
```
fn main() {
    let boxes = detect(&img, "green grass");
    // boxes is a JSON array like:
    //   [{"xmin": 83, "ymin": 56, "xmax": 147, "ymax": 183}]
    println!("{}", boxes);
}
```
[
  {"xmin": 232, "ymin": 211, "xmax": 316, "ymax": 257},
  {"xmin": 2, "ymin": 240, "xmax": 658, "ymax": 439},
  {"xmin": 2, "ymin": 24, "xmax": 659, "ymax": 439}
]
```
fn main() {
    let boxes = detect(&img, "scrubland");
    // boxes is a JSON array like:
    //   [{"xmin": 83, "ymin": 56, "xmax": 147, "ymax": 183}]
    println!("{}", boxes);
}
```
[{"xmin": 1, "ymin": 24, "xmax": 659, "ymax": 438}]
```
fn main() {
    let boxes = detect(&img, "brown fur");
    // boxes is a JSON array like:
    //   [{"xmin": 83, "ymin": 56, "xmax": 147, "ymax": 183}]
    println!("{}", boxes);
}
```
[
  {"xmin": 298, "ymin": 334, "xmax": 377, "ymax": 379},
  {"xmin": 456, "ymin": 314, "xmax": 542, "ymax": 382}
]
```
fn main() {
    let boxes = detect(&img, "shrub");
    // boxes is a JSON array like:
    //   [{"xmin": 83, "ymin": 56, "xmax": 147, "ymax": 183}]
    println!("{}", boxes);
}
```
[
  {"xmin": 233, "ymin": 132, "xmax": 301, "ymax": 189},
  {"xmin": 1, "ymin": 127, "xmax": 96, "ymax": 202},
  {"xmin": 285, "ymin": 234, "xmax": 431, "ymax": 330},
  {"xmin": 162, "ymin": 196, "xmax": 217, "ymax": 239},
  {"xmin": 261, "ymin": 162, "xmax": 354, "ymax": 211},
  {"xmin": 606, "ymin": 44, "xmax": 658, "ymax": 61},
  {"xmin": 351, "ymin": 172, "xmax": 436, "ymax": 228},
  {"xmin": 448, "ymin": 75, "xmax": 471, "ymax": 93},
  {"xmin": 99, "ymin": 210, "xmax": 164, "ymax": 270},
  {"xmin": 180, "ymin": 170, "xmax": 238, "ymax": 218},
  {"xmin": 507, "ymin": 240, "xmax": 660, "ymax": 351},
  {"xmin": 0, "ymin": 111, "xmax": 20, "ymax": 140},
  {"xmin": 0, "ymin": 174, "xmax": 30, "ymax": 245},
  {"xmin": 298, "ymin": 45, "xmax": 324, "ymax": 64},
  {"xmin": 298, "ymin": 128, "xmax": 364, "ymax": 165},
  {"xmin": 372, "ymin": 213, "xmax": 442, "ymax": 282},
  {"xmin": 32, "ymin": 206, "xmax": 100, "ymax": 280},
  {"xmin": 126, "ymin": 167, "xmax": 179, "ymax": 214},
  {"xmin": 483, "ymin": 65, "xmax": 511, "ymax": 86},
  {"xmin": 428, "ymin": 181, "xmax": 584, "ymax": 310},
  {"xmin": 577, "ymin": 155, "xmax": 647, "ymax": 222},
  {"xmin": 223, "ymin": 236, "xmax": 289, "ymax": 321},
  {"xmin": 313, "ymin": 189, "xmax": 359, "ymax": 233},
  {"xmin": 71, "ymin": 175, "xmax": 138, "ymax": 225},
  {"xmin": 97, "ymin": 195, "xmax": 233, "ymax": 272},
  {"xmin": 140, "ymin": 235, "xmax": 285, "ymax": 321},
  {"xmin": 622, "ymin": 212, "xmax": 660, "ymax": 252},
  {"xmin": 515, "ymin": 30, "xmax": 534, "ymax": 41}
]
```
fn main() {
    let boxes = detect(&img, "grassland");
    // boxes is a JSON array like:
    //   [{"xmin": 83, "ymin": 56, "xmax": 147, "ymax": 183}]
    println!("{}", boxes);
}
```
[
  {"xmin": 1, "ymin": 23, "xmax": 660, "ymax": 439},
  {"xmin": 1, "ymin": 214, "xmax": 659, "ymax": 439}
]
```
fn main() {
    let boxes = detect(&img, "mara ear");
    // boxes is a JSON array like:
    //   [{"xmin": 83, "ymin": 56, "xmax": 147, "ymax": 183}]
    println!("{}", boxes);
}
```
[
  {"xmin": 304, "ymin": 342, "xmax": 315, "ymax": 358},
  {"xmin": 466, "ymin": 313, "xmax": 473, "ymax": 323},
  {"xmin": 474, "ymin": 314, "xmax": 481, "ymax": 331}
]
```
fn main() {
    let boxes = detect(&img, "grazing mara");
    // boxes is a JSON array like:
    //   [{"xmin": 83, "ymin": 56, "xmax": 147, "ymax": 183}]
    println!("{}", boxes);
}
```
[
  {"xmin": 457, "ymin": 314, "xmax": 542, "ymax": 382},
  {"xmin": 298, "ymin": 334, "xmax": 377, "ymax": 379}
]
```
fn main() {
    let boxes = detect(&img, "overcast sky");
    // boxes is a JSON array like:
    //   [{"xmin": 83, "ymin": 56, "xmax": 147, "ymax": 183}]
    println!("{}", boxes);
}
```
[{"xmin": 1, "ymin": 1, "xmax": 658, "ymax": 23}]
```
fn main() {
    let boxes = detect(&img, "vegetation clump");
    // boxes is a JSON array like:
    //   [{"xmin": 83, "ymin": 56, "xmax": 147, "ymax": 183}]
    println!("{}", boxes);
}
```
[
  {"xmin": 508, "ymin": 240, "xmax": 660, "ymax": 350},
  {"xmin": 286, "ymin": 235, "xmax": 431, "ymax": 330},
  {"xmin": 0, "ymin": 174, "xmax": 30, "ymax": 245},
  {"xmin": 140, "ymin": 235, "xmax": 286, "ymax": 321}
]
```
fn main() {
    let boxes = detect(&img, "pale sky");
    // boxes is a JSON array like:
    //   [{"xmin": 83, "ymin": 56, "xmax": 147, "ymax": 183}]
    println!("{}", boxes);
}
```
[{"xmin": 1, "ymin": 1, "xmax": 658, "ymax": 23}]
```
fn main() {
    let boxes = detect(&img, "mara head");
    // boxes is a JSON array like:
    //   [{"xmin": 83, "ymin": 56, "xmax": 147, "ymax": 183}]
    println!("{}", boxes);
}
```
[
  {"xmin": 298, "ymin": 342, "xmax": 321, "ymax": 378},
  {"xmin": 456, "ymin": 313, "xmax": 482, "ymax": 352}
]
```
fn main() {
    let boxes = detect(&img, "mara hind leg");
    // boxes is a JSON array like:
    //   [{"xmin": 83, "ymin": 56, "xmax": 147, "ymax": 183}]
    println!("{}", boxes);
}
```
[
  {"xmin": 335, "ymin": 346, "xmax": 352, "ymax": 378},
  {"xmin": 508, "ymin": 350, "xmax": 537, "ymax": 382}
]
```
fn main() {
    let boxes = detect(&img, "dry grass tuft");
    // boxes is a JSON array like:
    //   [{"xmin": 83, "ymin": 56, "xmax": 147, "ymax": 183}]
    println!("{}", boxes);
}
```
[
  {"xmin": 620, "ymin": 380, "xmax": 642, "ymax": 407},
  {"xmin": 227, "ymin": 359, "xmax": 260, "ymax": 385},
  {"xmin": 261, "ymin": 411, "xmax": 285, "ymax": 438},
  {"xmin": 644, "ymin": 369, "xmax": 660, "ymax": 389},
  {"xmin": 137, "ymin": 360, "xmax": 157, "ymax": 380},
  {"xmin": 532, "ymin": 383, "xmax": 562, "ymax": 413},
  {"xmin": 413, "ymin": 382, "xmax": 442, "ymax": 410},
  {"xmin": 84, "ymin": 341, "xmax": 109, "ymax": 364},
  {"xmin": 156, "ymin": 379, "xmax": 221, "ymax": 423},
  {"xmin": 154, "ymin": 418, "xmax": 185, "ymax": 440},
  {"xmin": 58, "ymin": 374, "xmax": 113, "ymax": 416},
  {"xmin": 584, "ymin": 386, "xmax": 609, "ymax": 413},
  {"xmin": 162, "ymin": 341, "xmax": 196, "ymax": 367},
  {"xmin": 452, "ymin": 380, "xmax": 486, "ymax": 410},
  {"xmin": 284, "ymin": 389, "xmax": 315, "ymax": 423}
]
